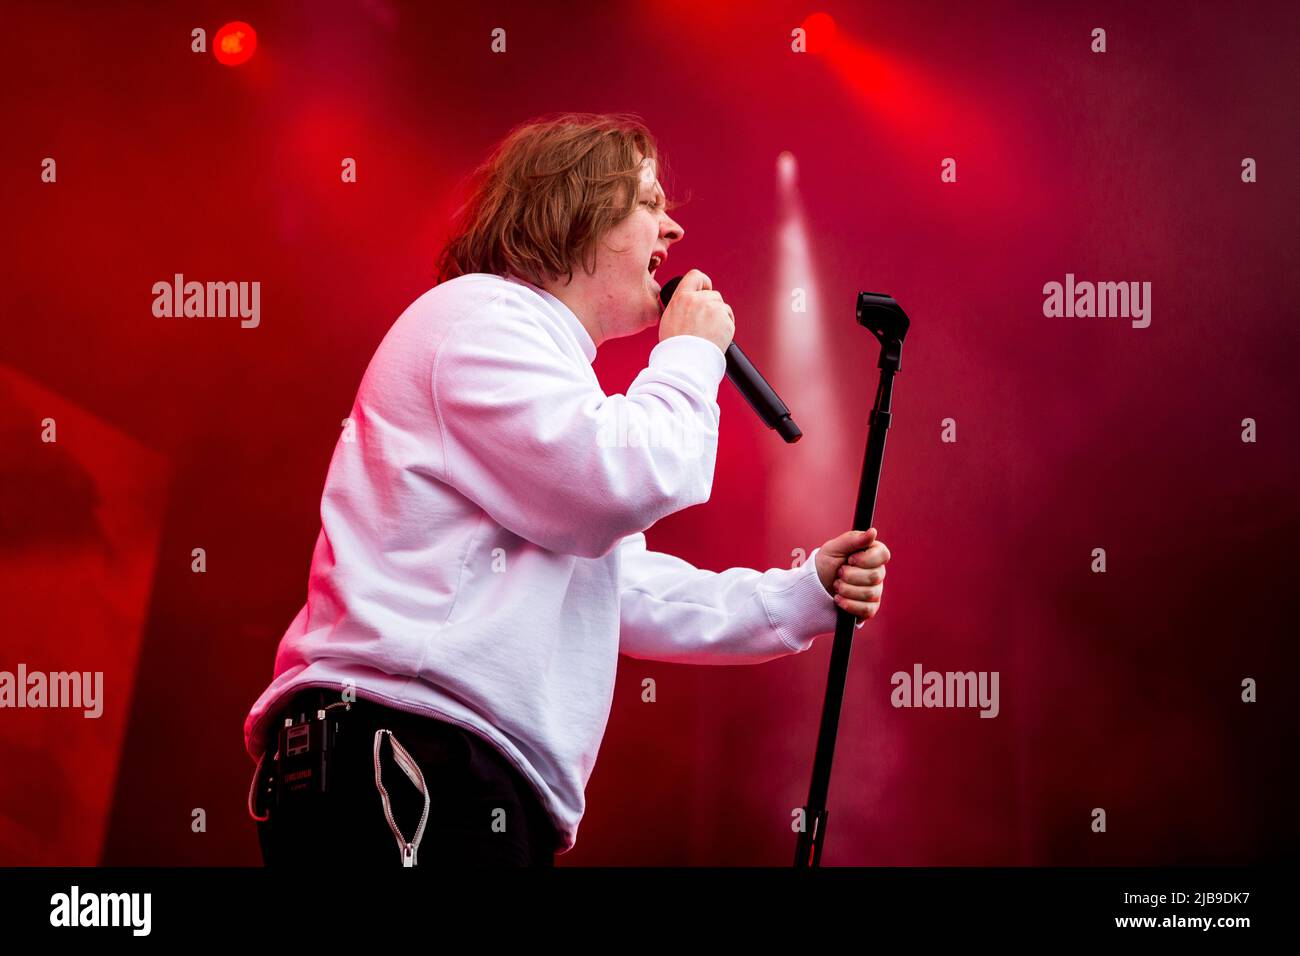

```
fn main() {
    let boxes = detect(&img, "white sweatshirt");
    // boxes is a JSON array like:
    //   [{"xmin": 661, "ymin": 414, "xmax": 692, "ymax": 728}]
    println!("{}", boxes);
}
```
[{"xmin": 243, "ymin": 272, "xmax": 840, "ymax": 853}]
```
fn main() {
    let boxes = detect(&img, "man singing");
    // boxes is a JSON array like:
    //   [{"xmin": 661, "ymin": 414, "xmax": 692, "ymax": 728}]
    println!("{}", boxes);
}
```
[{"xmin": 244, "ymin": 112, "xmax": 891, "ymax": 867}]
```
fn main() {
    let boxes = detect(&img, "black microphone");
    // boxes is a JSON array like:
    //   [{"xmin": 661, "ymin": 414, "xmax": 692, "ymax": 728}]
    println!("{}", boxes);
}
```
[{"xmin": 659, "ymin": 275, "xmax": 802, "ymax": 443}]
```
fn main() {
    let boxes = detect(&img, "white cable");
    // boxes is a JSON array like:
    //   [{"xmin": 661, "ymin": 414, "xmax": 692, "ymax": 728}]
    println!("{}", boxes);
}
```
[{"xmin": 246, "ymin": 750, "xmax": 270, "ymax": 822}]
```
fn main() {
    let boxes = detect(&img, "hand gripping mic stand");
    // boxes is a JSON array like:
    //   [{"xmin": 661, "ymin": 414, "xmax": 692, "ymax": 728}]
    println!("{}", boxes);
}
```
[{"xmin": 793, "ymin": 291, "xmax": 910, "ymax": 868}]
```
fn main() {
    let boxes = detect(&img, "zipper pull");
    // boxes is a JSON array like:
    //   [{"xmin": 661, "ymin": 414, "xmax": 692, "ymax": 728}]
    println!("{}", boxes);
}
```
[{"xmin": 402, "ymin": 843, "xmax": 417, "ymax": 867}]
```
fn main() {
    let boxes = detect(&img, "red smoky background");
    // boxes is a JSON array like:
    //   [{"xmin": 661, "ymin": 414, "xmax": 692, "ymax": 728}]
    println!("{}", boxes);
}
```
[{"xmin": 0, "ymin": 1, "xmax": 1296, "ymax": 865}]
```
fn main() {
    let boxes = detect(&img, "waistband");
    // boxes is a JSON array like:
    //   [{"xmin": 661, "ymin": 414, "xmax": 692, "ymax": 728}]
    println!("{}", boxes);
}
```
[
  {"xmin": 259, "ymin": 686, "xmax": 560, "ymax": 851},
  {"xmin": 272, "ymin": 688, "xmax": 464, "ymax": 741}
]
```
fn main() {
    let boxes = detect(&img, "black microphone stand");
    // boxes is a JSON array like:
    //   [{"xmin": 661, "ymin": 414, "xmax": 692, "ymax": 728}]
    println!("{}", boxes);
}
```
[{"xmin": 793, "ymin": 291, "xmax": 910, "ymax": 868}]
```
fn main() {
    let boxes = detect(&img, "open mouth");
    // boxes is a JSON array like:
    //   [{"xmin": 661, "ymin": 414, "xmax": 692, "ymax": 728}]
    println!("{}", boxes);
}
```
[{"xmin": 647, "ymin": 252, "xmax": 664, "ymax": 278}]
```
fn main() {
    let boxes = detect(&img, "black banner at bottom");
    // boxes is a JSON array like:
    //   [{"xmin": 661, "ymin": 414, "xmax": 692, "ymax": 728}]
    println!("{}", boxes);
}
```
[{"xmin": 0, "ymin": 866, "xmax": 1275, "ymax": 941}]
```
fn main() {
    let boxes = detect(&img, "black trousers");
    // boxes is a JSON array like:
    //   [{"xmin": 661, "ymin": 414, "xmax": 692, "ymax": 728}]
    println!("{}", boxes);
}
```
[{"xmin": 255, "ymin": 690, "xmax": 557, "ymax": 868}]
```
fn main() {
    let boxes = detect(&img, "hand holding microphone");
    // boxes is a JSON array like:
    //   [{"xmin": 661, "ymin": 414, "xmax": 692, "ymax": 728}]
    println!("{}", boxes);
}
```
[
  {"xmin": 658, "ymin": 272, "xmax": 802, "ymax": 443},
  {"xmin": 657, "ymin": 269, "xmax": 735, "ymax": 355}
]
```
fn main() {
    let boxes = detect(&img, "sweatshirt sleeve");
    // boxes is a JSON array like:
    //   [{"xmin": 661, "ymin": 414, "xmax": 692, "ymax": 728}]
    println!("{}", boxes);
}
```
[
  {"xmin": 432, "ymin": 294, "xmax": 729, "ymax": 558},
  {"xmin": 616, "ymin": 533, "xmax": 841, "ymax": 663}
]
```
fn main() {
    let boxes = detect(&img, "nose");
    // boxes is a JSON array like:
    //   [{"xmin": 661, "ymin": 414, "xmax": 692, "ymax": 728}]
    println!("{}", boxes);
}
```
[{"xmin": 662, "ymin": 212, "xmax": 684, "ymax": 244}]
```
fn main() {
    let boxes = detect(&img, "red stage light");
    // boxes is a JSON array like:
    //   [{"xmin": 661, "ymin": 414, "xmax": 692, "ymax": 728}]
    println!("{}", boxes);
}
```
[
  {"xmin": 213, "ymin": 21, "xmax": 257, "ymax": 67},
  {"xmin": 801, "ymin": 12, "xmax": 837, "ymax": 55}
]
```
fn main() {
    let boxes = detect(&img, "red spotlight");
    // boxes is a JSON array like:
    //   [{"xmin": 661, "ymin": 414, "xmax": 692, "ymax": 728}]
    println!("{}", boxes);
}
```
[
  {"xmin": 801, "ymin": 12, "xmax": 837, "ymax": 55},
  {"xmin": 214, "ymin": 21, "xmax": 258, "ymax": 67}
]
